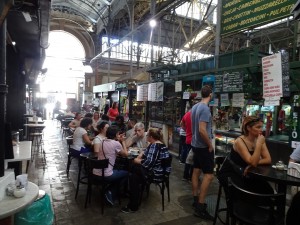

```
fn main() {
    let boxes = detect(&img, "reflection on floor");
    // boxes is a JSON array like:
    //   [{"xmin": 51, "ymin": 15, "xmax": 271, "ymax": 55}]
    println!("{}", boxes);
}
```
[{"xmin": 25, "ymin": 120, "xmax": 226, "ymax": 225}]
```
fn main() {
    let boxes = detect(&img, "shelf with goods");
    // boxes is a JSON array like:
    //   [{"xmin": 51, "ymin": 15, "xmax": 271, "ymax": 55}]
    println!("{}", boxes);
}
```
[
  {"xmin": 131, "ymin": 98, "xmax": 146, "ymax": 122},
  {"xmin": 148, "ymin": 101, "xmax": 164, "ymax": 122}
]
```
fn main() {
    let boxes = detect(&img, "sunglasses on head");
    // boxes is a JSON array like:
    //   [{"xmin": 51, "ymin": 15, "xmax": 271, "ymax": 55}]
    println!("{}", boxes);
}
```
[{"xmin": 244, "ymin": 118, "xmax": 261, "ymax": 127}]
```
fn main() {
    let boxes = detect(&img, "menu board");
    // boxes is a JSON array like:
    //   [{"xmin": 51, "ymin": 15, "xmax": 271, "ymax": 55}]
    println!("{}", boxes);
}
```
[
  {"xmin": 222, "ymin": 72, "xmax": 243, "ymax": 92},
  {"xmin": 147, "ymin": 82, "xmax": 164, "ymax": 102},
  {"xmin": 214, "ymin": 75, "xmax": 223, "ymax": 93},
  {"xmin": 137, "ymin": 84, "xmax": 148, "ymax": 101}
]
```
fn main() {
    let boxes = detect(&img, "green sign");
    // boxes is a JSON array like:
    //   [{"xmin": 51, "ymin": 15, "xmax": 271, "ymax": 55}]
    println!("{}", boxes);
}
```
[{"xmin": 221, "ymin": 0, "xmax": 297, "ymax": 35}]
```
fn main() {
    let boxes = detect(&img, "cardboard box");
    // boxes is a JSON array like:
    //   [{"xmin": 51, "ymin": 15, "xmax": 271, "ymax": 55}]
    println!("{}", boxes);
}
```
[{"xmin": 287, "ymin": 162, "xmax": 300, "ymax": 178}]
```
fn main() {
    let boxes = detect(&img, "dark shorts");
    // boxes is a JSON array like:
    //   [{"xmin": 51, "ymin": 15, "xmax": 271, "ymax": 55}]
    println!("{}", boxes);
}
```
[{"xmin": 192, "ymin": 146, "xmax": 214, "ymax": 174}]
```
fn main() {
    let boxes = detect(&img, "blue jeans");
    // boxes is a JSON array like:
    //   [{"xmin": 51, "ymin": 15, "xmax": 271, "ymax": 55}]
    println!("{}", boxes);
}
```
[{"xmin": 105, "ymin": 170, "xmax": 128, "ymax": 201}]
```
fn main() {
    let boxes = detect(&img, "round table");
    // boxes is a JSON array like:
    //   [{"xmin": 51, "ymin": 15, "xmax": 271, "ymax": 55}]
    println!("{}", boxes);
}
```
[{"xmin": 0, "ymin": 182, "xmax": 39, "ymax": 222}]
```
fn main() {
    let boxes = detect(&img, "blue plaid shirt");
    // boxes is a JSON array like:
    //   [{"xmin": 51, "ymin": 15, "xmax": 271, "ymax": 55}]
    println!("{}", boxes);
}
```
[{"xmin": 141, "ymin": 143, "xmax": 171, "ymax": 181}]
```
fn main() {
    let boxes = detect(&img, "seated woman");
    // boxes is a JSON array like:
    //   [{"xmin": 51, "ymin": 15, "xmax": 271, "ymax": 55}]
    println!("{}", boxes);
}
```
[
  {"xmin": 218, "ymin": 116, "xmax": 273, "ymax": 194},
  {"xmin": 91, "ymin": 111, "xmax": 101, "ymax": 134},
  {"xmin": 68, "ymin": 112, "xmax": 82, "ymax": 130},
  {"xmin": 93, "ymin": 126, "xmax": 128, "ymax": 206},
  {"xmin": 125, "ymin": 122, "xmax": 148, "ymax": 148},
  {"xmin": 93, "ymin": 121, "xmax": 109, "ymax": 152},
  {"xmin": 70, "ymin": 117, "xmax": 93, "ymax": 156},
  {"xmin": 121, "ymin": 128, "xmax": 171, "ymax": 213}
]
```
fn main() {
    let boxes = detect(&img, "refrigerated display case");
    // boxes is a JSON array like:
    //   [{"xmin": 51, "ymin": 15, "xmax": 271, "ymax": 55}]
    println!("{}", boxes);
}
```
[{"xmin": 215, "ymin": 132, "xmax": 236, "ymax": 156}]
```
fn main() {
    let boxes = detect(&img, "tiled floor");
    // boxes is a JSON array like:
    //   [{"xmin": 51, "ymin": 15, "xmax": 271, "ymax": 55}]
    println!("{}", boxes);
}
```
[{"xmin": 26, "ymin": 120, "xmax": 226, "ymax": 225}]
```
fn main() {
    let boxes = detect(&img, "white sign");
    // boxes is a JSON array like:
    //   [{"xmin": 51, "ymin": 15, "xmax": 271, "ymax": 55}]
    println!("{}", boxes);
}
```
[
  {"xmin": 232, "ymin": 93, "xmax": 244, "ymax": 107},
  {"xmin": 175, "ymin": 80, "xmax": 182, "ymax": 92},
  {"xmin": 183, "ymin": 92, "xmax": 190, "ymax": 100},
  {"xmin": 137, "ymin": 85, "xmax": 143, "ymax": 101},
  {"xmin": 262, "ymin": 53, "xmax": 283, "ymax": 100},
  {"xmin": 220, "ymin": 93, "xmax": 230, "ymax": 106},
  {"xmin": 264, "ymin": 99, "xmax": 280, "ymax": 106},
  {"xmin": 147, "ymin": 82, "xmax": 164, "ymax": 102}
]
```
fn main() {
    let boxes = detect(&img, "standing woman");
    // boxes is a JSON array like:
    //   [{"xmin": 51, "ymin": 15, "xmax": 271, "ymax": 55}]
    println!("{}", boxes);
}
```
[
  {"xmin": 218, "ymin": 116, "xmax": 273, "ymax": 194},
  {"xmin": 93, "ymin": 121, "xmax": 109, "ymax": 152},
  {"xmin": 71, "ymin": 118, "xmax": 93, "ymax": 156},
  {"xmin": 121, "ymin": 127, "xmax": 171, "ymax": 213},
  {"xmin": 107, "ymin": 102, "xmax": 119, "ymax": 122}
]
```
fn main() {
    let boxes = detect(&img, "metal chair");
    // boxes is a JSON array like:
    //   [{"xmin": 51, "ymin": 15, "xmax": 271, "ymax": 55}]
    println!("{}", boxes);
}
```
[
  {"xmin": 227, "ymin": 178, "xmax": 285, "ymax": 225},
  {"xmin": 140, "ymin": 154, "xmax": 172, "ymax": 211},
  {"xmin": 213, "ymin": 156, "xmax": 228, "ymax": 225},
  {"xmin": 84, "ymin": 158, "xmax": 110, "ymax": 214}
]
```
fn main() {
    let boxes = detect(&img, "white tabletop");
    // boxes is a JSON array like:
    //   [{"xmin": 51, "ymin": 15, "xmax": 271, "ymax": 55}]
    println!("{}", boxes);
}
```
[
  {"xmin": 5, "ymin": 141, "xmax": 32, "ymax": 162},
  {"xmin": 27, "ymin": 117, "xmax": 44, "ymax": 123},
  {"xmin": 0, "ymin": 182, "xmax": 39, "ymax": 219},
  {"xmin": 24, "ymin": 124, "xmax": 46, "ymax": 128}
]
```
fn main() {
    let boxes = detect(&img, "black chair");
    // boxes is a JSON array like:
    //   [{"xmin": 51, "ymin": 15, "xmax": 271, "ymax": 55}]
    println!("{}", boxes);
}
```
[
  {"xmin": 227, "ymin": 178, "xmax": 285, "ymax": 225},
  {"xmin": 61, "ymin": 118, "xmax": 73, "ymax": 138},
  {"xmin": 140, "ymin": 154, "xmax": 172, "ymax": 211},
  {"xmin": 213, "ymin": 156, "xmax": 228, "ymax": 225},
  {"xmin": 66, "ymin": 136, "xmax": 75, "ymax": 177},
  {"xmin": 84, "ymin": 158, "xmax": 110, "ymax": 214}
]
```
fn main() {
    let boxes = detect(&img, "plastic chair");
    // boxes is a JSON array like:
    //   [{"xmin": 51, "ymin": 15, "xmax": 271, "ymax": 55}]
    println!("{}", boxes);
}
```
[
  {"xmin": 213, "ymin": 156, "xmax": 228, "ymax": 225},
  {"xmin": 140, "ymin": 154, "xmax": 172, "ymax": 211},
  {"xmin": 227, "ymin": 178, "xmax": 285, "ymax": 225},
  {"xmin": 84, "ymin": 158, "xmax": 110, "ymax": 214}
]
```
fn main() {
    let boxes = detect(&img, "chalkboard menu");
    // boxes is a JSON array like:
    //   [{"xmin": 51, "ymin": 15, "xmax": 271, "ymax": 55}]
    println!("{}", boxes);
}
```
[
  {"xmin": 214, "ymin": 75, "xmax": 223, "ymax": 93},
  {"xmin": 222, "ymin": 72, "xmax": 243, "ymax": 92}
]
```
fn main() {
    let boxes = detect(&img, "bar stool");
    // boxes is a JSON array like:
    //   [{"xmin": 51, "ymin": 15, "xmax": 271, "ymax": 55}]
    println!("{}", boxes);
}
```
[
  {"xmin": 213, "ymin": 155, "xmax": 228, "ymax": 225},
  {"xmin": 30, "ymin": 127, "xmax": 45, "ymax": 163}
]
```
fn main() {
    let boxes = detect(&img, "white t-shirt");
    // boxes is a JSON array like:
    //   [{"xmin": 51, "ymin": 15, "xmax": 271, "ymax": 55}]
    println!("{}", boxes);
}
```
[{"xmin": 71, "ymin": 127, "xmax": 87, "ymax": 151}]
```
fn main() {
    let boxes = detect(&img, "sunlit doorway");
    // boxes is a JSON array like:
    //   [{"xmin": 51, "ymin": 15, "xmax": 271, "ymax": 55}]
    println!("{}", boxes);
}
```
[{"xmin": 40, "ymin": 31, "xmax": 86, "ymax": 119}]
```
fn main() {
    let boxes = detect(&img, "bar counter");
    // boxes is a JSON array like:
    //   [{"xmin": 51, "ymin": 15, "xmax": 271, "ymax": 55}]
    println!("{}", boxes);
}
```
[{"xmin": 215, "ymin": 130, "xmax": 293, "ymax": 164}]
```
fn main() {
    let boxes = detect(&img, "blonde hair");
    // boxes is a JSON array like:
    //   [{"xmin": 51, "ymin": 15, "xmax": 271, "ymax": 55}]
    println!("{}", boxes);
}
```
[{"xmin": 147, "ymin": 127, "xmax": 163, "ymax": 143}]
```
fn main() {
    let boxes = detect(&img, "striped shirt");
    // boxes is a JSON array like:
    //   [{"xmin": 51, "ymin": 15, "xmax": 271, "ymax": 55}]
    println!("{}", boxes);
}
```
[{"xmin": 141, "ymin": 143, "xmax": 171, "ymax": 181}]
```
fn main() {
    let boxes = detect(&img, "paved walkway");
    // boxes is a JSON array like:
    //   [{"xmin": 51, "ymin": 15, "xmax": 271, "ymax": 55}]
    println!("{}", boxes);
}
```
[{"xmin": 26, "ymin": 120, "xmax": 225, "ymax": 225}]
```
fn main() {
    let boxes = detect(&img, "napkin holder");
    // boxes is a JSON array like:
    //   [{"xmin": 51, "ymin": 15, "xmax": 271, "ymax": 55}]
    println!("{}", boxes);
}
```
[{"xmin": 287, "ymin": 162, "xmax": 300, "ymax": 178}]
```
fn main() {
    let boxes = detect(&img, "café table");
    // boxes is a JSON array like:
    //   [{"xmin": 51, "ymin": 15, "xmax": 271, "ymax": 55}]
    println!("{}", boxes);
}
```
[
  {"xmin": 0, "ymin": 182, "xmax": 39, "ymax": 224},
  {"xmin": 5, "ymin": 141, "xmax": 32, "ymax": 176},
  {"xmin": 27, "ymin": 117, "xmax": 44, "ymax": 124},
  {"xmin": 248, "ymin": 165, "xmax": 300, "ymax": 217},
  {"xmin": 24, "ymin": 123, "xmax": 46, "ymax": 141}
]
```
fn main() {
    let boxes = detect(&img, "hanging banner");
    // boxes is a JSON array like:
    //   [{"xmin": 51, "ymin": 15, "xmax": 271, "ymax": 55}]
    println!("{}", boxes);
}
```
[{"xmin": 262, "ymin": 53, "xmax": 283, "ymax": 100}]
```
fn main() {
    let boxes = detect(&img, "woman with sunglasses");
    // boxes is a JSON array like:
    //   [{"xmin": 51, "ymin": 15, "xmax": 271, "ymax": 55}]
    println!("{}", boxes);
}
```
[{"xmin": 218, "ymin": 116, "xmax": 273, "ymax": 194}]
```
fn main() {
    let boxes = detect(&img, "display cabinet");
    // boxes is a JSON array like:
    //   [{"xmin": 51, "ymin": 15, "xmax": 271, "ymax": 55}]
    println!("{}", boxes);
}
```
[
  {"xmin": 215, "ymin": 133, "xmax": 235, "ymax": 156},
  {"xmin": 131, "ymin": 97, "xmax": 146, "ymax": 122}
]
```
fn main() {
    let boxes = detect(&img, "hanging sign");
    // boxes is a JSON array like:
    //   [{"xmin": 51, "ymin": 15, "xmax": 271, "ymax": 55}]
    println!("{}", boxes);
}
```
[
  {"xmin": 232, "ymin": 93, "xmax": 245, "ymax": 107},
  {"xmin": 262, "ymin": 53, "xmax": 283, "ymax": 100},
  {"xmin": 175, "ymin": 80, "xmax": 182, "ymax": 92},
  {"xmin": 220, "ymin": 93, "xmax": 230, "ymax": 106}
]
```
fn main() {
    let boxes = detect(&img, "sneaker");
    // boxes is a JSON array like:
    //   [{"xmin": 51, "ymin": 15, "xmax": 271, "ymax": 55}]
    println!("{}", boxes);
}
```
[
  {"xmin": 182, "ymin": 178, "xmax": 188, "ymax": 181},
  {"xmin": 105, "ymin": 191, "xmax": 114, "ymax": 206},
  {"xmin": 194, "ymin": 204, "xmax": 214, "ymax": 221},
  {"xmin": 121, "ymin": 206, "xmax": 137, "ymax": 213}
]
